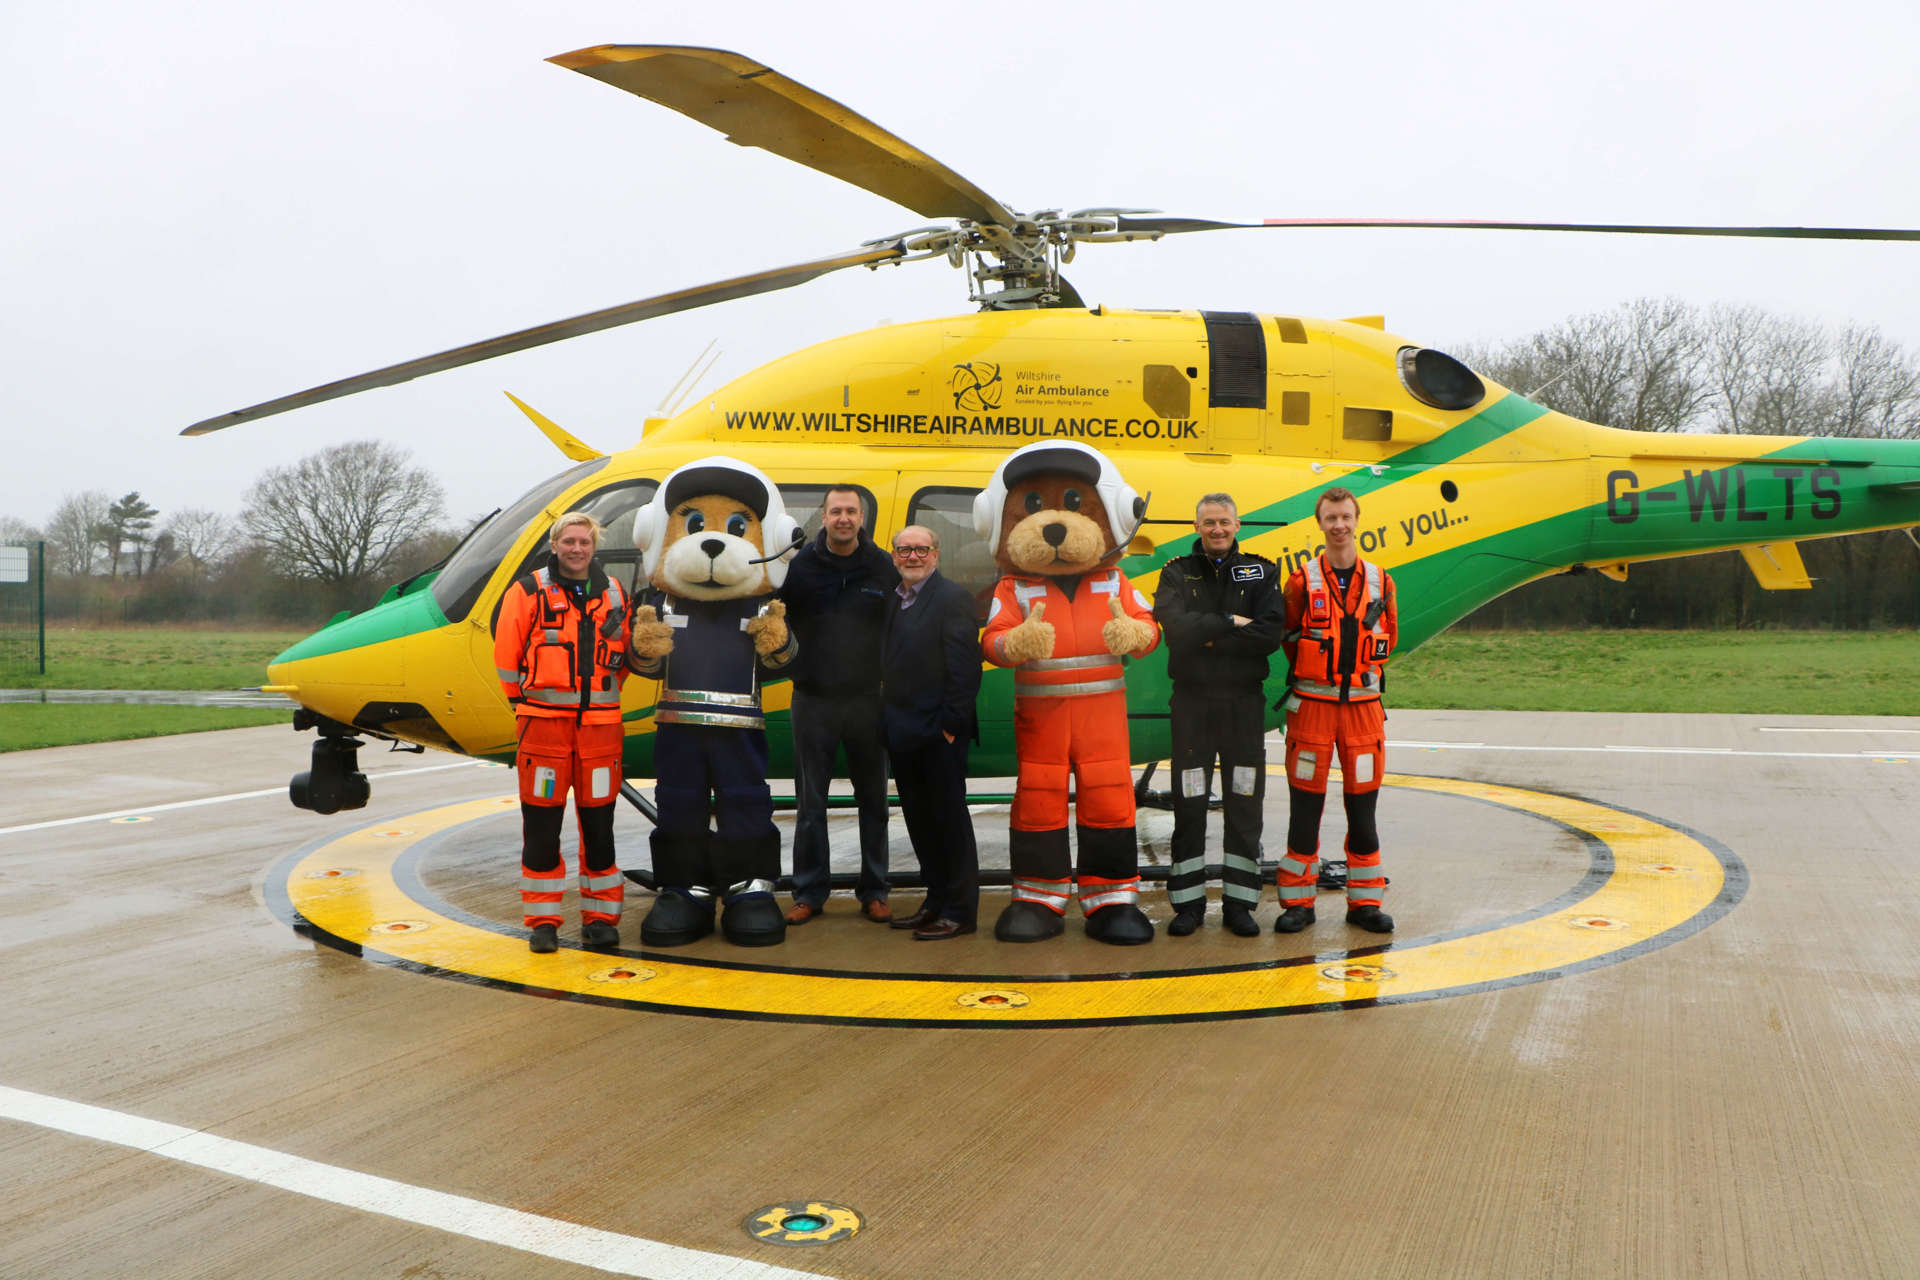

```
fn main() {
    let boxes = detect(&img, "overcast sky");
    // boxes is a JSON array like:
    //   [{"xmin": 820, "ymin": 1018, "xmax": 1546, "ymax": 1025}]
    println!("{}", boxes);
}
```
[{"xmin": 5, "ymin": 0, "xmax": 1916, "ymax": 532}]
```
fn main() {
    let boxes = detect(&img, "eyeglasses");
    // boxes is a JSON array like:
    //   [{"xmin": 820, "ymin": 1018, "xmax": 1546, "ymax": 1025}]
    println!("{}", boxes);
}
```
[{"xmin": 892, "ymin": 545, "xmax": 935, "ymax": 558}]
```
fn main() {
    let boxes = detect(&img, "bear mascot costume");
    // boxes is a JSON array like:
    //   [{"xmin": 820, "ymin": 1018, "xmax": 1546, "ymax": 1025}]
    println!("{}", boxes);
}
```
[
  {"xmin": 628, "ymin": 456, "xmax": 803, "ymax": 947},
  {"xmin": 976, "ymin": 440, "xmax": 1161, "ymax": 945}
]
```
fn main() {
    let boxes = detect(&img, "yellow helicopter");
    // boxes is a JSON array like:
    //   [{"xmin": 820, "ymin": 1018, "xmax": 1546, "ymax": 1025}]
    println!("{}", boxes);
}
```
[{"xmin": 183, "ymin": 44, "xmax": 1920, "ymax": 816}]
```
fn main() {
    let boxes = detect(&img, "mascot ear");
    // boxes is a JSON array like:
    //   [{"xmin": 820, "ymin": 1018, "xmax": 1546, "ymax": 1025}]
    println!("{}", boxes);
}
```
[
  {"xmin": 633, "ymin": 499, "xmax": 663, "ymax": 578},
  {"xmin": 761, "ymin": 514, "xmax": 803, "ymax": 589},
  {"xmin": 972, "ymin": 486, "xmax": 999, "ymax": 544}
]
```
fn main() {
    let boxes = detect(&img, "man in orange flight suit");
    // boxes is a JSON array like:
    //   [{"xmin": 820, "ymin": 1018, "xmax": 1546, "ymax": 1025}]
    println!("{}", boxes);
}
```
[
  {"xmin": 1277, "ymin": 486, "xmax": 1399, "ymax": 934},
  {"xmin": 494, "ymin": 511, "xmax": 632, "ymax": 954}
]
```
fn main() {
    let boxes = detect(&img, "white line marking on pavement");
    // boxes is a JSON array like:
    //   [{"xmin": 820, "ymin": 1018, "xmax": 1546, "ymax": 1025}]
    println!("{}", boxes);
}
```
[
  {"xmin": 1388, "ymin": 740, "xmax": 1912, "ymax": 761},
  {"xmin": 0, "ymin": 1084, "xmax": 820, "ymax": 1280},
  {"xmin": 1754, "ymin": 725, "xmax": 1920, "ymax": 734},
  {"xmin": 0, "ymin": 761, "xmax": 486, "ymax": 837}
]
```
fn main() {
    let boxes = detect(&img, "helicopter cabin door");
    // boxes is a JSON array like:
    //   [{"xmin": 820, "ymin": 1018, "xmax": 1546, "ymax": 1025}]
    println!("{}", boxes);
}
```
[{"xmin": 1199, "ymin": 312, "xmax": 1331, "ymax": 456}]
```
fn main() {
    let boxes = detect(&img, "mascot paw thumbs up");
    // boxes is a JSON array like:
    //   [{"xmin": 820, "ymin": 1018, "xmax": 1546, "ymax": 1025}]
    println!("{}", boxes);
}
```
[
  {"xmin": 1102, "ymin": 596, "xmax": 1158, "ymax": 657},
  {"xmin": 998, "ymin": 600, "xmax": 1056, "ymax": 664},
  {"xmin": 630, "ymin": 605, "xmax": 675, "ymax": 661}
]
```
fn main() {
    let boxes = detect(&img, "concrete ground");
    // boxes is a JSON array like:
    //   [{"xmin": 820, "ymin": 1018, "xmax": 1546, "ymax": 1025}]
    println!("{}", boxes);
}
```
[{"xmin": 1, "ymin": 710, "xmax": 1916, "ymax": 1279}]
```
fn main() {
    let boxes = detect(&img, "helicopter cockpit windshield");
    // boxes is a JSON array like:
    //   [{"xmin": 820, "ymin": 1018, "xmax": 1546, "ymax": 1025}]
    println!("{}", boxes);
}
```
[{"xmin": 430, "ymin": 458, "xmax": 609, "ymax": 623}]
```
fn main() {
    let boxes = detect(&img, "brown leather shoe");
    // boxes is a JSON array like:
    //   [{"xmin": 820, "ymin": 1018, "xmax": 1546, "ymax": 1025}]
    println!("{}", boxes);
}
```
[
  {"xmin": 859, "ymin": 899, "xmax": 893, "ymax": 923},
  {"xmin": 784, "ymin": 902, "xmax": 821, "ymax": 925},
  {"xmin": 912, "ymin": 917, "xmax": 977, "ymax": 941},
  {"xmin": 889, "ymin": 905, "xmax": 935, "ymax": 931}
]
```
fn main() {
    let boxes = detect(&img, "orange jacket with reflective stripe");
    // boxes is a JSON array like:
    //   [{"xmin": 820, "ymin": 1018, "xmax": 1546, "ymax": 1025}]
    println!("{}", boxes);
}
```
[
  {"xmin": 494, "ymin": 559, "xmax": 631, "ymax": 724},
  {"xmin": 1282, "ymin": 554, "xmax": 1397, "ymax": 703},
  {"xmin": 982, "ymin": 568, "xmax": 1159, "ymax": 694}
]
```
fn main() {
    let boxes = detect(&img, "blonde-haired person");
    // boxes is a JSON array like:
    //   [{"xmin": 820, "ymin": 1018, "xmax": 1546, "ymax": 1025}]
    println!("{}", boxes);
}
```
[{"xmin": 494, "ymin": 511, "xmax": 634, "ymax": 953}]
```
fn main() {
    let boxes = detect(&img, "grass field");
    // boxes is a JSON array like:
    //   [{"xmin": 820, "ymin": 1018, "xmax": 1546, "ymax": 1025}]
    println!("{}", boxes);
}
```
[
  {"xmin": 2, "ymin": 629, "xmax": 302, "ymax": 752},
  {"xmin": 3, "ymin": 626, "xmax": 1917, "ymax": 754},
  {"xmin": 1392, "ymin": 630, "xmax": 1920, "ymax": 716},
  {"xmin": 0, "ymin": 706, "xmax": 291, "ymax": 753},
  {"xmin": 10, "ymin": 628, "xmax": 307, "ymax": 691}
]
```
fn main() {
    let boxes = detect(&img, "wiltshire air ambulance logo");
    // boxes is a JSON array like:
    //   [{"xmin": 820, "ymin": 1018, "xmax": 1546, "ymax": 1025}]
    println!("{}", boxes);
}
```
[{"xmin": 950, "ymin": 361, "xmax": 1002, "ymax": 411}]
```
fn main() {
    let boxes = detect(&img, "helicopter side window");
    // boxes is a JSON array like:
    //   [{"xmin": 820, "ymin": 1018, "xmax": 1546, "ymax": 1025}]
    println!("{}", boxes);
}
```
[
  {"xmin": 906, "ymin": 486, "xmax": 995, "ymax": 620},
  {"xmin": 779, "ymin": 484, "xmax": 879, "ymax": 544},
  {"xmin": 431, "ymin": 458, "xmax": 610, "ymax": 624},
  {"xmin": 503, "ymin": 477, "xmax": 660, "ymax": 596}
]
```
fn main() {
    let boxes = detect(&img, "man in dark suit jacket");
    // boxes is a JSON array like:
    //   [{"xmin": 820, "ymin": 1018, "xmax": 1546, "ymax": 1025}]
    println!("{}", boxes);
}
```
[{"xmin": 880, "ymin": 525, "xmax": 982, "ymax": 939}]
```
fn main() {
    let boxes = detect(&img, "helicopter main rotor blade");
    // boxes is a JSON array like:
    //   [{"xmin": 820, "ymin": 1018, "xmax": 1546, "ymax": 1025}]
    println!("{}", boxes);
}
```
[
  {"xmin": 550, "ymin": 45, "xmax": 1018, "ymax": 228},
  {"xmin": 181, "ymin": 244, "xmax": 905, "ymax": 436},
  {"xmin": 1113, "ymin": 215, "xmax": 1920, "ymax": 241}
]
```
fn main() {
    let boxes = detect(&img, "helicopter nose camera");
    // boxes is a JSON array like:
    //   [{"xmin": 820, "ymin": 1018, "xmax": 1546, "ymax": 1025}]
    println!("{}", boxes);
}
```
[{"xmin": 290, "ymin": 732, "xmax": 371, "ymax": 815}]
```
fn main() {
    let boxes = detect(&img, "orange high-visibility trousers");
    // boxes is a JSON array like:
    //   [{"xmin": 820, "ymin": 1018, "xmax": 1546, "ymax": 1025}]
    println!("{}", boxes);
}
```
[
  {"xmin": 1278, "ymin": 698, "xmax": 1387, "ymax": 909},
  {"xmin": 515, "ymin": 714, "xmax": 624, "ymax": 927}
]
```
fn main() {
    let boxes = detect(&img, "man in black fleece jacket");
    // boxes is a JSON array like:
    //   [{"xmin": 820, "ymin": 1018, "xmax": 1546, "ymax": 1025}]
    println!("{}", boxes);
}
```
[{"xmin": 779, "ymin": 486, "xmax": 902, "ymax": 923}]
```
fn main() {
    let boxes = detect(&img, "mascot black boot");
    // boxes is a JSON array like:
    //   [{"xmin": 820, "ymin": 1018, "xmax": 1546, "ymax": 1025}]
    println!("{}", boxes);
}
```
[
  {"xmin": 715, "ymin": 833, "xmax": 786, "ymax": 947},
  {"xmin": 641, "ymin": 830, "xmax": 716, "ymax": 947},
  {"xmin": 993, "ymin": 900, "xmax": 1066, "ymax": 942},
  {"xmin": 1084, "ymin": 903, "xmax": 1154, "ymax": 945}
]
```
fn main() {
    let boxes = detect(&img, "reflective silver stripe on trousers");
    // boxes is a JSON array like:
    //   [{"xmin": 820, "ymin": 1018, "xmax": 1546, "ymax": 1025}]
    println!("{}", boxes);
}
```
[
  {"xmin": 1080, "ymin": 886, "xmax": 1138, "ymax": 910},
  {"xmin": 1277, "ymin": 855, "xmax": 1316, "ymax": 879},
  {"xmin": 656, "ymin": 709, "xmax": 766, "ymax": 729},
  {"xmin": 1024, "ymin": 654, "xmax": 1115, "ymax": 671},
  {"xmin": 1223, "ymin": 852, "xmax": 1262, "ymax": 876},
  {"xmin": 663, "ymin": 687, "xmax": 760, "ymax": 708},
  {"xmin": 1013, "ymin": 677, "xmax": 1126, "ymax": 697},
  {"xmin": 1168, "ymin": 884, "xmax": 1206, "ymax": 904},
  {"xmin": 579, "ymin": 871, "xmax": 624, "ymax": 893},
  {"xmin": 1347, "ymin": 883, "xmax": 1386, "ymax": 901},
  {"xmin": 1170, "ymin": 856, "xmax": 1207, "ymax": 876},
  {"xmin": 1013, "ymin": 878, "xmax": 1069, "ymax": 904}
]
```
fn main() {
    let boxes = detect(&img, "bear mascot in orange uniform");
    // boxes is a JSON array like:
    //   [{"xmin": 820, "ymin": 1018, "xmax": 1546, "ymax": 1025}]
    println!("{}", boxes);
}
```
[
  {"xmin": 628, "ymin": 456, "xmax": 803, "ymax": 947},
  {"xmin": 977, "ymin": 440, "xmax": 1161, "ymax": 945}
]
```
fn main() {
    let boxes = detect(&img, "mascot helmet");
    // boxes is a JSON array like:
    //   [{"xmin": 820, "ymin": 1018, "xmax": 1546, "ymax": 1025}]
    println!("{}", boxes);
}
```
[
  {"xmin": 971, "ymin": 440, "xmax": 1146, "ymax": 552},
  {"xmin": 634, "ymin": 456, "xmax": 804, "ymax": 589}
]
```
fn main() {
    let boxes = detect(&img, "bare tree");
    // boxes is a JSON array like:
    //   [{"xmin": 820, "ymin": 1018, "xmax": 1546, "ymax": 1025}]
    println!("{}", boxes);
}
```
[
  {"xmin": 1826, "ymin": 325, "xmax": 1920, "ymax": 440},
  {"xmin": 1460, "ymin": 298, "xmax": 1711, "ymax": 432},
  {"xmin": 1707, "ymin": 305, "xmax": 1833, "ymax": 436},
  {"xmin": 44, "ymin": 491, "xmax": 110, "ymax": 577},
  {"xmin": 242, "ymin": 441, "xmax": 447, "ymax": 596},
  {"xmin": 163, "ymin": 508, "xmax": 239, "ymax": 575},
  {"xmin": 0, "ymin": 516, "xmax": 40, "ymax": 544}
]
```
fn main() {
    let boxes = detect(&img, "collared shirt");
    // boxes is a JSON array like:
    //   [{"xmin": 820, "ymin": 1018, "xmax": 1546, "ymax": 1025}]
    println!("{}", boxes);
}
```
[{"xmin": 896, "ymin": 580, "xmax": 923, "ymax": 610}]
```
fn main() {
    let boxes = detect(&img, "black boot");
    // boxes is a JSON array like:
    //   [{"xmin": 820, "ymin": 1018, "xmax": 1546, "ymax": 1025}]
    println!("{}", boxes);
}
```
[
  {"xmin": 993, "ymin": 900, "xmax": 1065, "ymax": 942},
  {"xmin": 1166, "ymin": 902, "xmax": 1205, "ymax": 937},
  {"xmin": 528, "ymin": 923, "xmax": 559, "ymax": 954},
  {"xmin": 581, "ymin": 920, "xmax": 621, "ymax": 950},
  {"xmin": 1222, "ymin": 902, "xmax": 1260, "ymax": 937},
  {"xmin": 1274, "ymin": 905, "xmax": 1316, "ymax": 933},
  {"xmin": 1346, "ymin": 905, "xmax": 1395, "ymax": 933},
  {"xmin": 640, "ymin": 887, "xmax": 714, "ymax": 947},
  {"xmin": 1084, "ymin": 903, "xmax": 1154, "ymax": 946},
  {"xmin": 720, "ymin": 883, "xmax": 786, "ymax": 947}
]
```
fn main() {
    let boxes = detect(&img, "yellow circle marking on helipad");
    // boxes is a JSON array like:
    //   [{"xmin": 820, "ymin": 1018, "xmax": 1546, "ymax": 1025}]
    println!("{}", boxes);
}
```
[{"xmin": 278, "ymin": 773, "xmax": 1734, "ymax": 1025}]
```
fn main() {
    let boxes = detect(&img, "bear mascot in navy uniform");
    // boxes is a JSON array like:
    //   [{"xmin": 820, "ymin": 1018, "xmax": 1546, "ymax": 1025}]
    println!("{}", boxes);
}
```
[
  {"xmin": 977, "ymin": 440, "xmax": 1161, "ymax": 945},
  {"xmin": 628, "ymin": 456, "xmax": 803, "ymax": 947}
]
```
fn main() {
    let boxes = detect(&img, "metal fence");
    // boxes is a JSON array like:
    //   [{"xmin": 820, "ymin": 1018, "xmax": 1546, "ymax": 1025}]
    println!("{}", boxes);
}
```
[{"xmin": 0, "ymin": 542, "xmax": 46, "ymax": 679}]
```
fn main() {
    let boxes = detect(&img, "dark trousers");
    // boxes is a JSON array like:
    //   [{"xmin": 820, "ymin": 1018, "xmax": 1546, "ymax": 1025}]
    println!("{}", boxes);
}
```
[
  {"xmin": 789, "ymin": 688, "xmax": 891, "ymax": 907},
  {"xmin": 891, "ymin": 733, "xmax": 980, "ymax": 925},
  {"xmin": 1167, "ymin": 686, "xmax": 1267, "ymax": 909}
]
